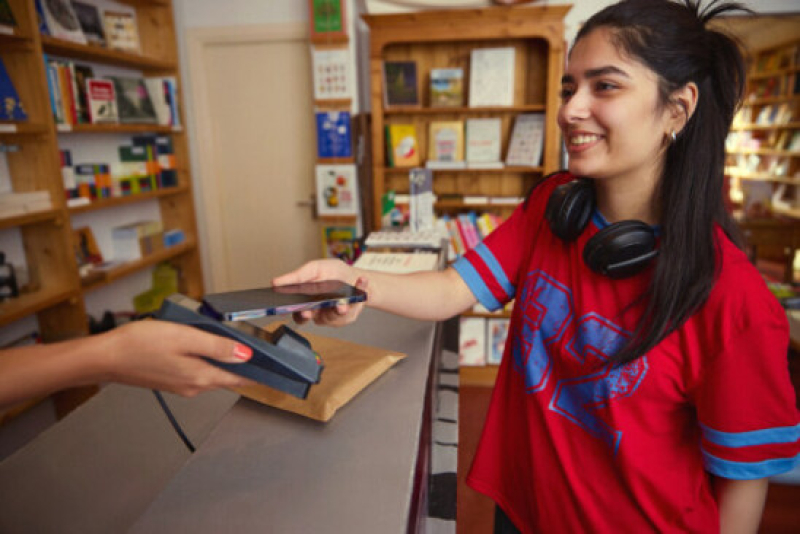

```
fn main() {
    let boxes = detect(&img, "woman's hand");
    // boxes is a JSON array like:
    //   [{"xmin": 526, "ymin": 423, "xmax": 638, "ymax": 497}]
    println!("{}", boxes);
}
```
[
  {"xmin": 272, "ymin": 259, "xmax": 369, "ymax": 327},
  {"xmin": 101, "ymin": 320, "xmax": 255, "ymax": 397}
]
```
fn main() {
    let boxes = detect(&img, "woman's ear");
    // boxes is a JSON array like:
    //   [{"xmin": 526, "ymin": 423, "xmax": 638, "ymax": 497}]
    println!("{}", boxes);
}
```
[{"xmin": 670, "ymin": 82, "xmax": 699, "ymax": 135}]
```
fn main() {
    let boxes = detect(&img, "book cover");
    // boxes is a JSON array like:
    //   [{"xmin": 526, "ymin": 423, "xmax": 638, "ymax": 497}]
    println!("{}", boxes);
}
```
[
  {"xmin": 409, "ymin": 168, "xmax": 434, "ymax": 232},
  {"xmin": 383, "ymin": 60, "xmax": 419, "ymax": 107},
  {"xmin": 321, "ymin": 225, "xmax": 358, "ymax": 264},
  {"xmin": 315, "ymin": 110, "xmax": 352, "ymax": 159},
  {"xmin": 430, "ymin": 67, "xmax": 463, "ymax": 107},
  {"xmin": 40, "ymin": 0, "xmax": 86, "ymax": 43},
  {"xmin": 74, "ymin": 226, "xmax": 103, "ymax": 270},
  {"xmin": 316, "ymin": 164, "xmax": 359, "ymax": 216},
  {"xmin": 72, "ymin": 63, "xmax": 93, "ymax": 123},
  {"xmin": 0, "ymin": 0, "xmax": 16, "ymax": 27},
  {"xmin": 459, "ymin": 317, "xmax": 486, "ymax": 366},
  {"xmin": 386, "ymin": 124, "xmax": 419, "ymax": 167},
  {"xmin": 506, "ymin": 113, "xmax": 545, "ymax": 167},
  {"xmin": 70, "ymin": 0, "xmax": 104, "ymax": 46},
  {"xmin": 111, "ymin": 76, "xmax": 157, "ymax": 124},
  {"xmin": 44, "ymin": 57, "xmax": 63, "ymax": 123},
  {"xmin": 103, "ymin": 10, "xmax": 139, "ymax": 53},
  {"xmin": 86, "ymin": 78, "xmax": 117, "ymax": 123},
  {"xmin": 0, "ymin": 58, "xmax": 27, "ymax": 120},
  {"xmin": 312, "ymin": 48, "xmax": 350, "ymax": 100},
  {"xmin": 486, "ymin": 318, "xmax": 510, "ymax": 365},
  {"xmin": 309, "ymin": 0, "xmax": 346, "ymax": 39},
  {"xmin": 427, "ymin": 120, "xmax": 464, "ymax": 164},
  {"xmin": 466, "ymin": 117, "xmax": 502, "ymax": 167},
  {"xmin": 34, "ymin": 0, "xmax": 49, "ymax": 35},
  {"xmin": 469, "ymin": 47, "xmax": 515, "ymax": 107},
  {"xmin": 144, "ymin": 77, "xmax": 174, "ymax": 125}
]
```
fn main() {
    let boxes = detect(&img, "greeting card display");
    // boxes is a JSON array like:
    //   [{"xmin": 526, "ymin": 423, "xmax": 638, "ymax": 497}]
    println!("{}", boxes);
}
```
[{"xmin": 316, "ymin": 164, "xmax": 359, "ymax": 216}]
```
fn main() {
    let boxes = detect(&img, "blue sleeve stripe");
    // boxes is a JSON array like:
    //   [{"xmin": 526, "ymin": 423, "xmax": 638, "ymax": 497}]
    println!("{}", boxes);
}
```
[
  {"xmin": 473, "ymin": 242, "xmax": 515, "ymax": 300},
  {"xmin": 702, "ymin": 449, "xmax": 800, "ymax": 480},
  {"xmin": 701, "ymin": 423, "xmax": 800, "ymax": 448},
  {"xmin": 452, "ymin": 256, "xmax": 502, "ymax": 312}
]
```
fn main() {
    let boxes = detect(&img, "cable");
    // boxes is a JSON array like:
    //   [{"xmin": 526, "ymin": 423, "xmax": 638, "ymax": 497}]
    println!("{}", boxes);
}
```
[{"xmin": 152, "ymin": 390, "xmax": 196, "ymax": 453}]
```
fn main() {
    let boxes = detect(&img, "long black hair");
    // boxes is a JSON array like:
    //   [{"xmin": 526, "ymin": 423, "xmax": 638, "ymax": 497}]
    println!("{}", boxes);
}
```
[{"xmin": 574, "ymin": 0, "xmax": 748, "ymax": 365}]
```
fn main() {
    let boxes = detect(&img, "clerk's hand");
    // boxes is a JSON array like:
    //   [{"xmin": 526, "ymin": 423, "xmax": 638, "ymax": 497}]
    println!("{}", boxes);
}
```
[
  {"xmin": 102, "ymin": 320, "xmax": 255, "ymax": 397},
  {"xmin": 273, "ymin": 259, "xmax": 369, "ymax": 327}
]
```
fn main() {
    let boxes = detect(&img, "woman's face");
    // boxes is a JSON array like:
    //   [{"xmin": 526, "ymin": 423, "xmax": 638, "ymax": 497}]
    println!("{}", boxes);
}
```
[{"xmin": 558, "ymin": 28, "xmax": 672, "ymax": 189}]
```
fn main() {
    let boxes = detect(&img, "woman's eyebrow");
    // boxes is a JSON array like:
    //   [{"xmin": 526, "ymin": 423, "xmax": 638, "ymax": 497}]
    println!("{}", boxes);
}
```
[{"xmin": 561, "ymin": 65, "xmax": 631, "ymax": 85}]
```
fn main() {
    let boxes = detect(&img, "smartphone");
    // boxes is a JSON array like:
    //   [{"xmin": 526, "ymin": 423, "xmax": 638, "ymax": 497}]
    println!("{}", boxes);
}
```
[{"xmin": 200, "ymin": 280, "xmax": 367, "ymax": 321}]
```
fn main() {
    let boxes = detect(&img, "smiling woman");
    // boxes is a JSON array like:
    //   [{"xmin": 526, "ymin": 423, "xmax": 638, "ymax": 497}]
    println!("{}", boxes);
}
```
[{"xmin": 274, "ymin": 1, "xmax": 800, "ymax": 532}]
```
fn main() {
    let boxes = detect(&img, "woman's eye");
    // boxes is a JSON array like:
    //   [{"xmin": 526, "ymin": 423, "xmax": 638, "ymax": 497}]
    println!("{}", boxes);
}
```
[
  {"xmin": 559, "ymin": 87, "xmax": 574, "ymax": 99},
  {"xmin": 595, "ymin": 81, "xmax": 617, "ymax": 92}
]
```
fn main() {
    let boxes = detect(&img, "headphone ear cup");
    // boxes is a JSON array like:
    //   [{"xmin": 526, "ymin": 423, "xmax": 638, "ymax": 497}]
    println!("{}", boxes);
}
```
[
  {"xmin": 583, "ymin": 220, "xmax": 658, "ymax": 279},
  {"xmin": 546, "ymin": 178, "xmax": 595, "ymax": 242}
]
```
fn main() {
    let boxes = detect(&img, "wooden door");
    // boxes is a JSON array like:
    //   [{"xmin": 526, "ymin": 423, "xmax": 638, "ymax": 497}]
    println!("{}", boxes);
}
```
[{"xmin": 187, "ymin": 24, "xmax": 320, "ymax": 292}]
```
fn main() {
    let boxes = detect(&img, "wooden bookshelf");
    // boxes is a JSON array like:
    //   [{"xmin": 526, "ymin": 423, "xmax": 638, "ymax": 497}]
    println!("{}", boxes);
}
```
[
  {"xmin": 0, "ymin": 0, "xmax": 203, "ymax": 415},
  {"xmin": 363, "ymin": 6, "xmax": 568, "ymax": 387},
  {"xmin": 362, "ymin": 5, "xmax": 568, "ymax": 231},
  {"xmin": 726, "ymin": 37, "xmax": 800, "ymax": 218}
]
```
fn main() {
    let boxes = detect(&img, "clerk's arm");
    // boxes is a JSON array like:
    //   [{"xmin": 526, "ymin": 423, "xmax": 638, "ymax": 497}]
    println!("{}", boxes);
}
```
[
  {"xmin": 714, "ymin": 476, "xmax": 769, "ymax": 534},
  {"xmin": 0, "ymin": 320, "xmax": 254, "ymax": 409},
  {"xmin": 273, "ymin": 258, "xmax": 477, "ymax": 325}
]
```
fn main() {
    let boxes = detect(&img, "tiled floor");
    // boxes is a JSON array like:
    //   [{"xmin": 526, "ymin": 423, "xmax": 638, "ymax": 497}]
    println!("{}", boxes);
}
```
[{"xmin": 457, "ymin": 386, "xmax": 800, "ymax": 533}]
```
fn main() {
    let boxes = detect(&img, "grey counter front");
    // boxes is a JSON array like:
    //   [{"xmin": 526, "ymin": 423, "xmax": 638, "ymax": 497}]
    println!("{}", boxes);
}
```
[
  {"xmin": 131, "ymin": 309, "xmax": 440, "ymax": 533},
  {"xmin": 0, "ymin": 309, "xmax": 441, "ymax": 533}
]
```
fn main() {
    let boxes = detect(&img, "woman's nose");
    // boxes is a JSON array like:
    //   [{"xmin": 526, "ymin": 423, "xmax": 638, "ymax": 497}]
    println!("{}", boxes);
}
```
[{"xmin": 559, "ymin": 90, "xmax": 590, "ymax": 123}]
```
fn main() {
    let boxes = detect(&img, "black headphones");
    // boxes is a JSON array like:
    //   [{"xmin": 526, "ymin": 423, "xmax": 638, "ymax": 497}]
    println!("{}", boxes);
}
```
[{"xmin": 545, "ymin": 178, "xmax": 658, "ymax": 279}]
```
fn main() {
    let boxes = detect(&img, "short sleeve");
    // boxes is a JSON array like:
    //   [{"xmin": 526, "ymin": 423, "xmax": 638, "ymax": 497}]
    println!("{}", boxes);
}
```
[
  {"xmin": 695, "ymin": 312, "xmax": 800, "ymax": 480},
  {"xmin": 452, "ymin": 178, "xmax": 555, "ymax": 311}
]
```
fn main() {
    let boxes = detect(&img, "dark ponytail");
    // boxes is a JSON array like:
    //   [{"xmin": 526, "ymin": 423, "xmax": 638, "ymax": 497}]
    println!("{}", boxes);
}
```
[{"xmin": 574, "ymin": 0, "xmax": 749, "ymax": 365}]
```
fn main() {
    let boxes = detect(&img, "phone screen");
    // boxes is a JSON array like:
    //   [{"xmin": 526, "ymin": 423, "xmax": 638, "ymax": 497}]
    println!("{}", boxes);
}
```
[{"xmin": 201, "ymin": 280, "xmax": 367, "ymax": 321}]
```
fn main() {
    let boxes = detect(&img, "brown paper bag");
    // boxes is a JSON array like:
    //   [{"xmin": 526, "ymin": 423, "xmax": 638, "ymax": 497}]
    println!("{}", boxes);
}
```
[{"xmin": 235, "ymin": 329, "xmax": 406, "ymax": 422}]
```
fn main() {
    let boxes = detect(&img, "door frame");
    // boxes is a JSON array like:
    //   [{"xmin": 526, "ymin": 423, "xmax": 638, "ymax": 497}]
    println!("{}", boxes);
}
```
[{"xmin": 185, "ymin": 23, "xmax": 308, "ymax": 292}]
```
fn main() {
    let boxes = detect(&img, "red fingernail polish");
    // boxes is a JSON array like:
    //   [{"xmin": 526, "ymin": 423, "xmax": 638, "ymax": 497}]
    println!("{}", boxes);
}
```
[{"xmin": 233, "ymin": 344, "xmax": 252, "ymax": 361}]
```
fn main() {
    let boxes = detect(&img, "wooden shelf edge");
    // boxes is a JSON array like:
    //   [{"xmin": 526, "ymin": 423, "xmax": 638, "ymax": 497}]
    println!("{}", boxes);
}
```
[
  {"xmin": 0, "ymin": 208, "xmax": 61, "ymax": 230},
  {"xmin": 384, "ymin": 104, "xmax": 547, "ymax": 115},
  {"xmin": 68, "ymin": 186, "xmax": 189, "ymax": 214},
  {"xmin": 57, "ymin": 123, "xmax": 180, "ymax": 134},
  {"xmin": 383, "ymin": 165, "xmax": 543, "ymax": 174},
  {"xmin": 41, "ymin": 36, "xmax": 176, "ymax": 71},
  {"xmin": 81, "ymin": 241, "xmax": 196, "ymax": 293},
  {"xmin": 460, "ymin": 365, "xmax": 499, "ymax": 387},
  {"xmin": 0, "ymin": 287, "xmax": 79, "ymax": 328}
]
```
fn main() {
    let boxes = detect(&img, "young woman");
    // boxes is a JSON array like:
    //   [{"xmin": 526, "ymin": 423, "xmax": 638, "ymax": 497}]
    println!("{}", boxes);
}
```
[{"xmin": 275, "ymin": 0, "xmax": 800, "ymax": 531}]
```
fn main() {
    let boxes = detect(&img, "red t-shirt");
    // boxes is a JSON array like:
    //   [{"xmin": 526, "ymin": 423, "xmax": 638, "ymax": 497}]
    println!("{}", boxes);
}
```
[{"xmin": 453, "ymin": 172, "xmax": 800, "ymax": 533}]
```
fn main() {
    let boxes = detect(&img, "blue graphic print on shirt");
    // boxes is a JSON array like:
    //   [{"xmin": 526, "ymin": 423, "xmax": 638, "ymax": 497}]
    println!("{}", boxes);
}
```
[{"xmin": 513, "ymin": 270, "xmax": 649, "ymax": 453}]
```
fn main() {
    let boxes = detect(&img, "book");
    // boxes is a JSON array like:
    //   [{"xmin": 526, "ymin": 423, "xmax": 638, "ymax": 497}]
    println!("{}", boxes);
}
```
[
  {"xmin": 144, "ymin": 77, "xmax": 176, "ymax": 126},
  {"xmin": 103, "ymin": 10, "xmax": 139, "ymax": 53},
  {"xmin": 409, "ymin": 168, "xmax": 434, "ymax": 232},
  {"xmin": 469, "ymin": 47, "xmax": 515, "ymax": 107},
  {"xmin": 506, "ymin": 113, "xmax": 545, "ymax": 167},
  {"xmin": 427, "ymin": 121, "xmax": 464, "ymax": 166},
  {"xmin": 466, "ymin": 118, "xmax": 502, "ymax": 167},
  {"xmin": 0, "ymin": 58, "xmax": 27, "ymax": 120},
  {"xmin": 315, "ymin": 110, "xmax": 352, "ymax": 158},
  {"xmin": 39, "ymin": 0, "xmax": 86, "ymax": 43},
  {"xmin": 354, "ymin": 252, "xmax": 439, "ymax": 274},
  {"xmin": 0, "ymin": 0, "xmax": 15, "ymax": 27},
  {"xmin": 110, "ymin": 76, "xmax": 157, "ymax": 124},
  {"xmin": 385, "ymin": 124, "xmax": 419, "ymax": 167},
  {"xmin": 311, "ymin": 48, "xmax": 350, "ymax": 100},
  {"xmin": 72, "ymin": 63, "xmax": 93, "ymax": 123},
  {"xmin": 85, "ymin": 78, "xmax": 117, "ymax": 123},
  {"xmin": 70, "ymin": 1, "xmax": 104, "ymax": 46},
  {"xmin": 430, "ymin": 68, "xmax": 463, "ymax": 107},
  {"xmin": 486, "ymin": 318, "xmax": 510, "ymax": 365},
  {"xmin": 73, "ymin": 226, "xmax": 103, "ymax": 273},
  {"xmin": 383, "ymin": 60, "xmax": 419, "ymax": 107},
  {"xmin": 459, "ymin": 317, "xmax": 486, "ymax": 366},
  {"xmin": 315, "ymin": 164, "xmax": 359, "ymax": 216},
  {"xmin": 321, "ymin": 225, "xmax": 358, "ymax": 263},
  {"xmin": 112, "ymin": 220, "xmax": 163, "ymax": 261}
]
